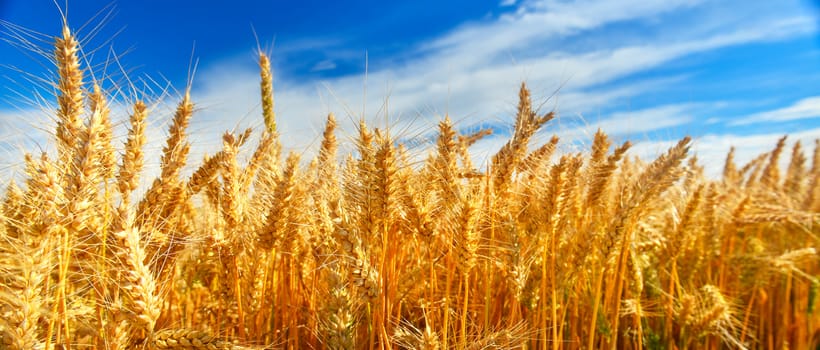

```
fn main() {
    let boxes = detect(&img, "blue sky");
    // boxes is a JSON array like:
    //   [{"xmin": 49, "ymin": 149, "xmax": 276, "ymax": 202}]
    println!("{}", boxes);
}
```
[{"xmin": 1, "ymin": 0, "xmax": 820, "ymax": 178}]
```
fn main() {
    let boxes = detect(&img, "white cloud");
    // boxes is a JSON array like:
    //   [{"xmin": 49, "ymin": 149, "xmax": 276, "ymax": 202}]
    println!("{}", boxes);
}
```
[
  {"xmin": 565, "ymin": 103, "xmax": 695, "ymax": 138},
  {"xmin": 423, "ymin": 0, "xmax": 706, "ymax": 61},
  {"xmin": 311, "ymin": 59, "xmax": 337, "ymax": 72},
  {"xmin": 500, "ymin": 0, "xmax": 517, "ymax": 7},
  {"xmin": 172, "ymin": 0, "xmax": 815, "ymax": 178},
  {"xmin": 0, "ymin": 108, "xmax": 46, "ymax": 179},
  {"xmin": 730, "ymin": 96, "xmax": 820, "ymax": 125},
  {"xmin": 0, "ymin": 109, "xmax": 47, "ymax": 146},
  {"xmin": 285, "ymin": 2, "xmax": 808, "ymax": 125}
]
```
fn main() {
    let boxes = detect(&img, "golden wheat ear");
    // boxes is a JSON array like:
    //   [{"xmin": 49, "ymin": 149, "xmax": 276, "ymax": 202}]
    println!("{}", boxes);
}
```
[
  {"xmin": 257, "ymin": 152, "xmax": 300, "ymax": 250},
  {"xmin": 117, "ymin": 101, "xmax": 148, "ymax": 207},
  {"xmin": 0, "ymin": 230, "xmax": 50, "ymax": 350},
  {"xmin": 491, "ymin": 83, "xmax": 554, "ymax": 194},
  {"xmin": 54, "ymin": 24, "xmax": 86, "ymax": 171},
  {"xmin": 111, "ymin": 224, "xmax": 161, "ymax": 342},
  {"xmin": 259, "ymin": 53, "xmax": 276, "ymax": 135}
]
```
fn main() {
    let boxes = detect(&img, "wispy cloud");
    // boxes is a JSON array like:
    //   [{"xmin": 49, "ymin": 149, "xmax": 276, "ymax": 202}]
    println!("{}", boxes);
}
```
[
  {"xmin": 186, "ymin": 0, "xmax": 812, "ymax": 149},
  {"xmin": 169, "ymin": 0, "xmax": 816, "ymax": 182},
  {"xmin": 730, "ymin": 96, "xmax": 820, "ymax": 125},
  {"xmin": 311, "ymin": 59, "xmax": 337, "ymax": 72},
  {"xmin": 422, "ymin": 0, "xmax": 705, "ymax": 59},
  {"xmin": 566, "ymin": 103, "xmax": 696, "ymax": 138}
]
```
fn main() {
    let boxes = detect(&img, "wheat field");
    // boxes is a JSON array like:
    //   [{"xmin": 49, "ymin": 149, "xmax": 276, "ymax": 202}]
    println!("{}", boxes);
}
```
[{"xmin": 0, "ymin": 23, "xmax": 818, "ymax": 350}]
